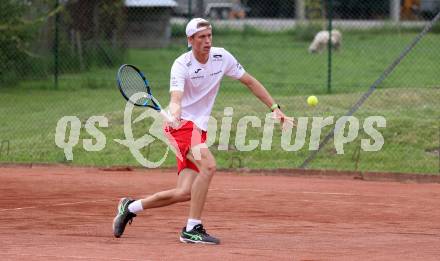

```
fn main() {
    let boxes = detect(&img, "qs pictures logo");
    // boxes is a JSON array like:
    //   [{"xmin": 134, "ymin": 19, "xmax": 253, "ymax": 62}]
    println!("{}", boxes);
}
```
[
  {"xmin": 55, "ymin": 98, "xmax": 387, "ymax": 167},
  {"xmin": 54, "ymin": 92, "xmax": 177, "ymax": 167}
]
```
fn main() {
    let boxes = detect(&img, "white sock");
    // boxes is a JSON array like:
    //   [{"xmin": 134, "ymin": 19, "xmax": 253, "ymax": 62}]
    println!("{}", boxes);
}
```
[
  {"xmin": 186, "ymin": 219, "xmax": 202, "ymax": 232},
  {"xmin": 127, "ymin": 200, "xmax": 143, "ymax": 214}
]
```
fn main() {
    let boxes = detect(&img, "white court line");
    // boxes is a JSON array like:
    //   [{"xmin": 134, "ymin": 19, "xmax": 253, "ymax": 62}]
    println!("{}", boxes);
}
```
[
  {"xmin": 0, "ymin": 189, "xmax": 381, "ymax": 212},
  {"xmin": 298, "ymin": 199, "xmax": 397, "ymax": 207},
  {"xmin": 212, "ymin": 188, "xmax": 398, "ymax": 207},
  {"xmin": 0, "ymin": 199, "xmax": 112, "ymax": 212},
  {"xmin": 212, "ymin": 188, "xmax": 359, "ymax": 196},
  {"xmin": 3, "ymin": 253, "xmax": 142, "ymax": 261}
]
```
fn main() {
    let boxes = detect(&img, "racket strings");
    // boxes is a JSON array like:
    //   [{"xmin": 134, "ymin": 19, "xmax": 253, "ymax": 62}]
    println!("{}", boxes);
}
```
[{"xmin": 119, "ymin": 66, "xmax": 151, "ymax": 106}]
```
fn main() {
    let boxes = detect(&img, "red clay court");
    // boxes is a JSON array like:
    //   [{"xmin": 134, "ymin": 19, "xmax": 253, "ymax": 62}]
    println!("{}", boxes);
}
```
[{"xmin": 1, "ymin": 165, "xmax": 440, "ymax": 260}]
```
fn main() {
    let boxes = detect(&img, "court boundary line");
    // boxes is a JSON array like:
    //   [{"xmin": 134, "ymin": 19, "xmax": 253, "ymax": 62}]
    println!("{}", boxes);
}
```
[
  {"xmin": 0, "ymin": 199, "xmax": 111, "ymax": 212},
  {"xmin": 2, "ymin": 253, "xmax": 141, "ymax": 261},
  {"xmin": 0, "ymin": 189, "xmax": 398, "ymax": 212}
]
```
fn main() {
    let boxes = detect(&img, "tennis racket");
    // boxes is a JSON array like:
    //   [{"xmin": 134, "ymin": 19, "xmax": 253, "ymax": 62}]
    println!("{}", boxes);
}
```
[{"xmin": 116, "ymin": 64, "xmax": 173, "ymax": 122}]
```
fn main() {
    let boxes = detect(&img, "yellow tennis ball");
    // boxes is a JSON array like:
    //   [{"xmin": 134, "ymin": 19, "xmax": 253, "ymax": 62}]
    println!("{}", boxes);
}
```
[{"xmin": 307, "ymin": 95, "xmax": 318, "ymax": 107}]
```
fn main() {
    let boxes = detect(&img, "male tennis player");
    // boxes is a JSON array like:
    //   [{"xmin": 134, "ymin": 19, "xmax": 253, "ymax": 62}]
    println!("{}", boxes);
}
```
[{"xmin": 113, "ymin": 18, "xmax": 293, "ymax": 244}]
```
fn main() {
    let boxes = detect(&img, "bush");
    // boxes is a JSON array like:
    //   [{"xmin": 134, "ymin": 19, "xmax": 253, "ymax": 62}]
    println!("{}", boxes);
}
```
[
  {"xmin": 0, "ymin": 1, "xmax": 43, "ymax": 87},
  {"xmin": 0, "ymin": 1, "xmax": 127, "ymax": 88},
  {"xmin": 431, "ymin": 22, "xmax": 440, "ymax": 34}
]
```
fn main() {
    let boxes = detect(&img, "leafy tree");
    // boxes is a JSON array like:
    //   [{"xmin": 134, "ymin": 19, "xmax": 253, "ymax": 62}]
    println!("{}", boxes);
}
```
[{"xmin": 0, "ymin": 0, "xmax": 38, "ymax": 86}]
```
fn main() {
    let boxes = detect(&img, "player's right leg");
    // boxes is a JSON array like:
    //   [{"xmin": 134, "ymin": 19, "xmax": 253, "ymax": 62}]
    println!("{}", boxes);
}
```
[
  {"xmin": 112, "ymin": 197, "xmax": 136, "ymax": 238},
  {"xmin": 139, "ymin": 168, "xmax": 197, "ymax": 209},
  {"xmin": 112, "ymin": 169, "xmax": 197, "ymax": 238}
]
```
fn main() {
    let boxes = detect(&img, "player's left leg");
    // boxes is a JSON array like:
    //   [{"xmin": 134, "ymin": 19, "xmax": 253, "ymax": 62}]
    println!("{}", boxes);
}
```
[
  {"xmin": 187, "ymin": 145, "xmax": 216, "ymax": 219},
  {"xmin": 179, "ymin": 145, "xmax": 220, "ymax": 244}
]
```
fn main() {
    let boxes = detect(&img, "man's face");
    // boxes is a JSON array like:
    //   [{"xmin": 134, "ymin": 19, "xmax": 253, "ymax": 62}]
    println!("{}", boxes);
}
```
[{"xmin": 189, "ymin": 28, "xmax": 212, "ymax": 55}]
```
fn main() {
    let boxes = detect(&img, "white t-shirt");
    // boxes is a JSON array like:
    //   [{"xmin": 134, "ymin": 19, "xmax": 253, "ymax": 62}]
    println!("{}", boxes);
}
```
[{"xmin": 170, "ymin": 47, "xmax": 245, "ymax": 131}]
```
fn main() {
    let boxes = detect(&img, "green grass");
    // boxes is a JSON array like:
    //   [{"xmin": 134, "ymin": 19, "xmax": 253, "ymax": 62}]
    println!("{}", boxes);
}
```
[{"xmin": 0, "ymin": 30, "xmax": 439, "ymax": 174}]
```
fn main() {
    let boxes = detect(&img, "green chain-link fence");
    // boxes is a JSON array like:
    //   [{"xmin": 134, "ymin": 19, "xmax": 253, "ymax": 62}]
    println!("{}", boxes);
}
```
[{"xmin": 0, "ymin": 0, "xmax": 439, "ymax": 174}]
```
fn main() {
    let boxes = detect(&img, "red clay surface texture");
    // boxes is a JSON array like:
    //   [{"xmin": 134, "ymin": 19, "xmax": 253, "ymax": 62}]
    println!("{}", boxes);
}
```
[{"xmin": 1, "ymin": 165, "xmax": 440, "ymax": 261}]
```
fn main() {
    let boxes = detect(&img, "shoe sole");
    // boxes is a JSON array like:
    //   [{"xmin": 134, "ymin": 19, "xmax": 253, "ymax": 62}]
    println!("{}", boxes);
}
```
[
  {"xmin": 179, "ymin": 236, "xmax": 219, "ymax": 245},
  {"xmin": 113, "ymin": 215, "xmax": 122, "ymax": 238},
  {"xmin": 113, "ymin": 198, "xmax": 129, "ymax": 238}
]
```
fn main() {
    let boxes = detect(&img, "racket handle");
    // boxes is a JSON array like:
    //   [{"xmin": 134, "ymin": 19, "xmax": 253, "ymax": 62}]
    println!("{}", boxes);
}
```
[{"xmin": 159, "ymin": 109, "xmax": 174, "ymax": 123}]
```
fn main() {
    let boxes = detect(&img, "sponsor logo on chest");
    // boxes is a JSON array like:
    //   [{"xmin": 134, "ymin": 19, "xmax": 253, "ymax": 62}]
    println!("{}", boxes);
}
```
[{"xmin": 190, "ymin": 68, "xmax": 223, "ymax": 80}]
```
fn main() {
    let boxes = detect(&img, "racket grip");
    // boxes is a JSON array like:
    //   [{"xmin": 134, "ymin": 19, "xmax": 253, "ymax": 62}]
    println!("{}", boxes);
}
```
[{"xmin": 160, "ymin": 109, "xmax": 174, "ymax": 123}]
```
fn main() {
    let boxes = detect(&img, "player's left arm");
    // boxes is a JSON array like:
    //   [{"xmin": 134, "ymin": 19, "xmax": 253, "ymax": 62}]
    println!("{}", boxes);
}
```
[{"xmin": 239, "ymin": 72, "xmax": 296, "ymax": 127}]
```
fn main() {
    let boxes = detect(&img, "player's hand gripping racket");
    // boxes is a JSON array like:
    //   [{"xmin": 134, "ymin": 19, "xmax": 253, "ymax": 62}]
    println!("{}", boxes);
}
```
[{"xmin": 116, "ymin": 64, "xmax": 174, "ymax": 123}]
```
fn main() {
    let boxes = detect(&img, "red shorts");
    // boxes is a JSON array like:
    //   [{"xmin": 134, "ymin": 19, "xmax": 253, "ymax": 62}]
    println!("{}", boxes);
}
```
[{"xmin": 164, "ymin": 121, "xmax": 207, "ymax": 174}]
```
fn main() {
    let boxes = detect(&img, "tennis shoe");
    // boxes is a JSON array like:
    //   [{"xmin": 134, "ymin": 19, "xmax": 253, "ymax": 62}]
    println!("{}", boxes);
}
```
[
  {"xmin": 179, "ymin": 224, "xmax": 220, "ymax": 244},
  {"xmin": 113, "ymin": 197, "xmax": 136, "ymax": 238}
]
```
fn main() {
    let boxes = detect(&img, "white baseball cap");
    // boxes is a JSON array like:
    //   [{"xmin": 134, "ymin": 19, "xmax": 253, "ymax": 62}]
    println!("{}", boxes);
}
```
[{"xmin": 186, "ymin": 18, "xmax": 212, "ymax": 47}]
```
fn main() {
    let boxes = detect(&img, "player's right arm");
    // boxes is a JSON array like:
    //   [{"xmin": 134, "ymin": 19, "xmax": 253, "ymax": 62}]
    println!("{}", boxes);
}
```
[
  {"xmin": 169, "ymin": 91, "xmax": 182, "ymax": 121},
  {"xmin": 169, "ymin": 58, "xmax": 186, "ymax": 125}
]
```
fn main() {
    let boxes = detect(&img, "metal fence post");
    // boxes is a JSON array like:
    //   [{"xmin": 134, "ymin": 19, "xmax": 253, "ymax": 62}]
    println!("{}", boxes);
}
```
[
  {"xmin": 390, "ymin": 0, "xmax": 400, "ymax": 23},
  {"xmin": 327, "ymin": 0, "xmax": 333, "ymax": 94},
  {"xmin": 54, "ymin": 0, "xmax": 59, "ymax": 89},
  {"xmin": 188, "ymin": 0, "xmax": 192, "ymax": 20}
]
